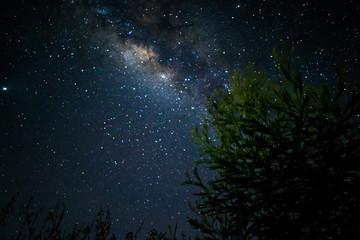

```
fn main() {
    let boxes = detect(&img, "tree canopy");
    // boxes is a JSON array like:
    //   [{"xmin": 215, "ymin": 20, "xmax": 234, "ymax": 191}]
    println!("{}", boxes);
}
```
[{"xmin": 186, "ymin": 48, "xmax": 360, "ymax": 239}]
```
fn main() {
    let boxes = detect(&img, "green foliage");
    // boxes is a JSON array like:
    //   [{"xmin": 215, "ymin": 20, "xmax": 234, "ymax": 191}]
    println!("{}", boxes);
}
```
[{"xmin": 186, "ymin": 49, "xmax": 360, "ymax": 239}]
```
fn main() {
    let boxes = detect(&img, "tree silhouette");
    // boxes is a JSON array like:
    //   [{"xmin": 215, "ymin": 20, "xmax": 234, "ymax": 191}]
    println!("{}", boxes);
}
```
[
  {"xmin": 185, "ymin": 48, "xmax": 360, "ymax": 239},
  {"xmin": 0, "ymin": 194, "xmax": 186, "ymax": 240}
]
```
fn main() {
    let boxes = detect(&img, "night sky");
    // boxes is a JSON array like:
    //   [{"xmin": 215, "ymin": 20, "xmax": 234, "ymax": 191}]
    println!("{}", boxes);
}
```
[{"xmin": 1, "ymin": 0, "xmax": 359, "ymax": 237}]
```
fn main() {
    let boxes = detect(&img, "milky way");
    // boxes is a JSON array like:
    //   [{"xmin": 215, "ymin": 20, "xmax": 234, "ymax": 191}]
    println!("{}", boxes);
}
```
[{"xmin": 1, "ymin": 0, "xmax": 359, "ymax": 237}]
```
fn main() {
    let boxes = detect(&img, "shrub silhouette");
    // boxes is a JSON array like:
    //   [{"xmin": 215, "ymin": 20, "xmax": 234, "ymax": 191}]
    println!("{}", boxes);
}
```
[
  {"xmin": 0, "ymin": 193, "xmax": 185, "ymax": 240},
  {"xmin": 185, "ymin": 48, "xmax": 360, "ymax": 239}
]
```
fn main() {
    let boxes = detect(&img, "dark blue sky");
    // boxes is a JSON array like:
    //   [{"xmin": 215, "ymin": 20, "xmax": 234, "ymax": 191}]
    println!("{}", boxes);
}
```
[{"xmin": 1, "ymin": 0, "xmax": 359, "ymax": 237}]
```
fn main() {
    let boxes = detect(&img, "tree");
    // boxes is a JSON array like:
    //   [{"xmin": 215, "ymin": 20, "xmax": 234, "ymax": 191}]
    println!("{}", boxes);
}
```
[{"xmin": 185, "ymin": 48, "xmax": 360, "ymax": 239}]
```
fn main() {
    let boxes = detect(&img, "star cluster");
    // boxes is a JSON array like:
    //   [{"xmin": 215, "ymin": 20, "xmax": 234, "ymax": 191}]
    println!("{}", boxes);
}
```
[{"xmin": 1, "ymin": 0, "xmax": 359, "ymax": 236}]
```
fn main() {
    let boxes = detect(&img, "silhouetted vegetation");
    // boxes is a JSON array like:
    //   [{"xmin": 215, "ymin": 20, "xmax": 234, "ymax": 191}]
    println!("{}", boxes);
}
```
[
  {"xmin": 2, "ymin": 48, "xmax": 360, "ymax": 239},
  {"xmin": 185, "ymin": 47, "xmax": 360, "ymax": 239},
  {"xmin": 0, "ymin": 193, "xmax": 187, "ymax": 240}
]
